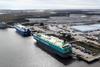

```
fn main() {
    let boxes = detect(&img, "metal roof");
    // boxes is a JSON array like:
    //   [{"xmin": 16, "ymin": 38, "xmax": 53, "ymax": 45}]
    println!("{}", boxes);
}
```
[{"xmin": 72, "ymin": 24, "xmax": 100, "ymax": 32}]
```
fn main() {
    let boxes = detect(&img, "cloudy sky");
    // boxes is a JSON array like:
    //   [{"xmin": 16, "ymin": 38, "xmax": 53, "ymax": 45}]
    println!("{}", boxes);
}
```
[{"xmin": 0, "ymin": 0, "xmax": 100, "ymax": 9}]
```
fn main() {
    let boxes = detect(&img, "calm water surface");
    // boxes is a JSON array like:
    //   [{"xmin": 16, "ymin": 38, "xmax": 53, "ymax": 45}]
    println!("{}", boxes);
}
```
[{"xmin": 0, "ymin": 28, "xmax": 100, "ymax": 67}]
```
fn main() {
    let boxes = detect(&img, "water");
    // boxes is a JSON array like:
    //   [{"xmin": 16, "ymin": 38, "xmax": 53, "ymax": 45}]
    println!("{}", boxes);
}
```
[{"xmin": 0, "ymin": 28, "xmax": 100, "ymax": 67}]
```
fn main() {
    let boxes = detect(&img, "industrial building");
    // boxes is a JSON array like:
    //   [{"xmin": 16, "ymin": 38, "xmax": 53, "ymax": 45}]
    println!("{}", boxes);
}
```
[{"xmin": 71, "ymin": 24, "xmax": 100, "ymax": 32}]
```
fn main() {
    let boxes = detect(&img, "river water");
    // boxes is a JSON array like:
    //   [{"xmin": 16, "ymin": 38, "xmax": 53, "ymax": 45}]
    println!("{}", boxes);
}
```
[{"xmin": 0, "ymin": 28, "xmax": 100, "ymax": 67}]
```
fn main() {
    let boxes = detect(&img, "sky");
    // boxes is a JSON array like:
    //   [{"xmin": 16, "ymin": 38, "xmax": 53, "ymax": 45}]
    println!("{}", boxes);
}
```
[{"xmin": 0, "ymin": 0, "xmax": 100, "ymax": 10}]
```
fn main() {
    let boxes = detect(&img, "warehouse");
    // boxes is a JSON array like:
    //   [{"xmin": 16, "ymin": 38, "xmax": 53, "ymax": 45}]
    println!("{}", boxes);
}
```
[{"xmin": 71, "ymin": 24, "xmax": 100, "ymax": 32}]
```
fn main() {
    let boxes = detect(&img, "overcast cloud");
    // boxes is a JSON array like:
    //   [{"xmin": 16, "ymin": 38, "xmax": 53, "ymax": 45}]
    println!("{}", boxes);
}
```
[{"xmin": 0, "ymin": 0, "xmax": 100, "ymax": 9}]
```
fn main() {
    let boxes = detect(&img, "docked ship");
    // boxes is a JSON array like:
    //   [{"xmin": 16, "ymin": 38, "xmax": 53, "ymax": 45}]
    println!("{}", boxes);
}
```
[
  {"xmin": 0, "ymin": 22, "xmax": 7, "ymax": 29},
  {"xmin": 14, "ymin": 24, "xmax": 31, "ymax": 36},
  {"xmin": 33, "ymin": 33, "xmax": 72, "ymax": 57}
]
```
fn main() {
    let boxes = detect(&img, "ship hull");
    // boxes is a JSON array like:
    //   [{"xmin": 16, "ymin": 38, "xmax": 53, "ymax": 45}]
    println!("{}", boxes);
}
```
[
  {"xmin": 33, "ymin": 34, "xmax": 72, "ymax": 57},
  {"xmin": 15, "ymin": 27, "xmax": 31, "ymax": 36}
]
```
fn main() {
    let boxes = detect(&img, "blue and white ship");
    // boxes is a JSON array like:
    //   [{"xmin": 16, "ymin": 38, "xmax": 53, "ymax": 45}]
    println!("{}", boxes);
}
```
[{"xmin": 14, "ymin": 24, "xmax": 31, "ymax": 36}]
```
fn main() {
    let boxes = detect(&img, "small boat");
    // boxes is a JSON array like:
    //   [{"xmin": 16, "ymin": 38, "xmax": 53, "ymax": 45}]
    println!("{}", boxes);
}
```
[
  {"xmin": 14, "ymin": 24, "xmax": 31, "ymax": 36},
  {"xmin": 33, "ymin": 33, "xmax": 72, "ymax": 57}
]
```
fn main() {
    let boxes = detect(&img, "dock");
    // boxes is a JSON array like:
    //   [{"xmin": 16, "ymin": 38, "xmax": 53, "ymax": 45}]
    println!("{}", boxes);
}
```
[{"xmin": 30, "ymin": 23, "xmax": 100, "ymax": 62}]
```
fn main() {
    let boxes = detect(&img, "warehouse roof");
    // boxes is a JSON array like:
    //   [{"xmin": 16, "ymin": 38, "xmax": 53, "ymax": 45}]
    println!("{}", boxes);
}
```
[{"xmin": 71, "ymin": 24, "xmax": 100, "ymax": 32}]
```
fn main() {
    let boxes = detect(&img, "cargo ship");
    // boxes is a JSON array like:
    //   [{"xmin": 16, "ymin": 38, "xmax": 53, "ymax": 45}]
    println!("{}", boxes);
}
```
[
  {"xmin": 14, "ymin": 24, "xmax": 31, "ymax": 36},
  {"xmin": 33, "ymin": 33, "xmax": 72, "ymax": 57}
]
